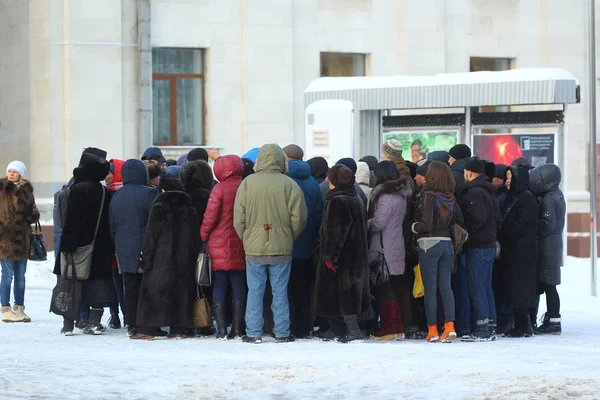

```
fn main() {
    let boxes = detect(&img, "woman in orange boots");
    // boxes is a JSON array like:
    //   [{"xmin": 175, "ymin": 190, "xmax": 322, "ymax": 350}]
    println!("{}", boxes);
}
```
[{"xmin": 411, "ymin": 162, "xmax": 463, "ymax": 343}]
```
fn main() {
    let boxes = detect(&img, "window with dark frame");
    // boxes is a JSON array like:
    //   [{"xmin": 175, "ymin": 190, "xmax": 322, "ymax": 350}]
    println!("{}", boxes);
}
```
[
  {"xmin": 320, "ymin": 52, "xmax": 366, "ymax": 77},
  {"xmin": 152, "ymin": 48, "xmax": 204, "ymax": 146}
]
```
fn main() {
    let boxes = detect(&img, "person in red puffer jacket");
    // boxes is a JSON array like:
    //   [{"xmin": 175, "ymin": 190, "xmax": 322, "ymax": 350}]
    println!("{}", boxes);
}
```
[
  {"xmin": 106, "ymin": 159, "xmax": 125, "ymax": 329},
  {"xmin": 201, "ymin": 155, "xmax": 246, "ymax": 339}
]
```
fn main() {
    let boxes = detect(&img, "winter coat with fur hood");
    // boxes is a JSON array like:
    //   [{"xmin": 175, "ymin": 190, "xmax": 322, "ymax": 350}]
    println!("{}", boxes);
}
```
[
  {"xmin": 137, "ymin": 188, "xmax": 199, "ymax": 328},
  {"xmin": 367, "ymin": 176, "xmax": 412, "ymax": 275},
  {"xmin": 0, "ymin": 179, "xmax": 39, "ymax": 260},
  {"xmin": 529, "ymin": 164, "xmax": 565, "ymax": 287},
  {"xmin": 201, "ymin": 155, "xmax": 246, "ymax": 271},
  {"xmin": 315, "ymin": 186, "xmax": 370, "ymax": 317},
  {"xmin": 180, "ymin": 160, "xmax": 214, "ymax": 229}
]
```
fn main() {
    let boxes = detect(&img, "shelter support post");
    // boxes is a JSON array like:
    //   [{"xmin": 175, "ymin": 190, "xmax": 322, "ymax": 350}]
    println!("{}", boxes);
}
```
[{"xmin": 589, "ymin": 0, "xmax": 598, "ymax": 297}]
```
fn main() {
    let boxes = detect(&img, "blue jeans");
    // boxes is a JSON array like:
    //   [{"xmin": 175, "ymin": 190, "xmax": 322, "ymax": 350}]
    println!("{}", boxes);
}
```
[
  {"xmin": 419, "ymin": 241, "xmax": 455, "ymax": 327},
  {"xmin": 245, "ymin": 261, "xmax": 291, "ymax": 338},
  {"xmin": 213, "ymin": 270, "xmax": 247, "ymax": 302},
  {"xmin": 452, "ymin": 253, "xmax": 470, "ymax": 334},
  {"xmin": 465, "ymin": 248, "xmax": 497, "ymax": 327},
  {"xmin": 0, "ymin": 259, "xmax": 27, "ymax": 307}
]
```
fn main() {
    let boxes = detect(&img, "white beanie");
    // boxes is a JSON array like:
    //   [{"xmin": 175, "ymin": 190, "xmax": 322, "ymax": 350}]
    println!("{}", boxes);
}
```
[{"xmin": 6, "ymin": 161, "xmax": 27, "ymax": 178}]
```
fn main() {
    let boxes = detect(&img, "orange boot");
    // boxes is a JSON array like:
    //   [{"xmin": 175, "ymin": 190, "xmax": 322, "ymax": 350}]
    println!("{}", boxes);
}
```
[
  {"xmin": 426, "ymin": 325, "xmax": 439, "ymax": 342},
  {"xmin": 440, "ymin": 321, "xmax": 457, "ymax": 343}
]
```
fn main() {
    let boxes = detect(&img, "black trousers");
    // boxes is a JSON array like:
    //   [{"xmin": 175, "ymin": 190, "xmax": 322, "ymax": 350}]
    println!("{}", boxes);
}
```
[
  {"xmin": 123, "ymin": 273, "xmax": 143, "ymax": 329},
  {"xmin": 539, "ymin": 283, "xmax": 561, "ymax": 317},
  {"xmin": 288, "ymin": 259, "xmax": 314, "ymax": 337}
]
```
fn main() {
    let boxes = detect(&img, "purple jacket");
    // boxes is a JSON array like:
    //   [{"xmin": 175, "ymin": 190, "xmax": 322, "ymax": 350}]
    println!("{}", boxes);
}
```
[{"xmin": 367, "ymin": 177, "xmax": 412, "ymax": 275}]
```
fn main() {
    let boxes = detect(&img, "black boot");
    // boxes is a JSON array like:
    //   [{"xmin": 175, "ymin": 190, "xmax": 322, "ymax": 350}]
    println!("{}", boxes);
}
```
[
  {"xmin": 339, "ymin": 316, "xmax": 364, "ymax": 343},
  {"xmin": 508, "ymin": 313, "xmax": 534, "ymax": 338},
  {"xmin": 317, "ymin": 317, "xmax": 345, "ymax": 341},
  {"xmin": 535, "ymin": 313, "xmax": 562, "ymax": 335},
  {"xmin": 213, "ymin": 302, "xmax": 228, "ymax": 339},
  {"xmin": 84, "ymin": 308, "xmax": 104, "ymax": 335},
  {"xmin": 61, "ymin": 318, "xmax": 74, "ymax": 336},
  {"xmin": 228, "ymin": 300, "xmax": 246, "ymax": 340},
  {"xmin": 108, "ymin": 313, "xmax": 122, "ymax": 329}
]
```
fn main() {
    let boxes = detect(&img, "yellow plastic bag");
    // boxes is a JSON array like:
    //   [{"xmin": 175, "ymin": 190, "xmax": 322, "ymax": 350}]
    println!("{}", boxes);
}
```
[{"xmin": 413, "ymin": 264, "xmax": 424, "ymax": 298}]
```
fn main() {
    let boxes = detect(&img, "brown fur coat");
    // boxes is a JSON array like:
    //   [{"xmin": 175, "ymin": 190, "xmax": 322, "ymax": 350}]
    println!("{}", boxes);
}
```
[{"xmin": 0, "ymin": 179, "xmax": 40, "ymax": 260}]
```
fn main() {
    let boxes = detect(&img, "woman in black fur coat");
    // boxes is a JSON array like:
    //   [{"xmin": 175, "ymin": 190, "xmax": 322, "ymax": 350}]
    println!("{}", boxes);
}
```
[
  {"xmin": 180, "ymin": 160, "xmax": 214, "ymax": 228},
  {"xmin": 132, "ymin": 178, "xmax": 200, "ymax": 340},
  {"xmin": 314, "ymin": 165, "xmax": 370, "ymax": 343}
]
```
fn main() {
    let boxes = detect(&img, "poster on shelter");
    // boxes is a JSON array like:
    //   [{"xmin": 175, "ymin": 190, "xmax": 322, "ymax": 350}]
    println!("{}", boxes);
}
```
[
  {"xmin": 382, "ymin": 131, "xmax": 458, "ymax": 163},
  {"xmin": 472, "ymin": 134, "xmax": 555, "ymax": 167}
]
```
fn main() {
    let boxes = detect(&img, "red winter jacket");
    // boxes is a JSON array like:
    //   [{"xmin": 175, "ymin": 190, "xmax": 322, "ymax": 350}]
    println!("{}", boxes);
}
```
[{"xmin": 200, "ymin": 155, "xmax": 246, "ymax": 271}]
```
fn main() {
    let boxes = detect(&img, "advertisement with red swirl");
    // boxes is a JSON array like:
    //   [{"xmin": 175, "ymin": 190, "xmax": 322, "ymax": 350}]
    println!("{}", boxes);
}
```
[{"xmin": 472, "ymin": 134, "xmax": 555, "ymax": 167}]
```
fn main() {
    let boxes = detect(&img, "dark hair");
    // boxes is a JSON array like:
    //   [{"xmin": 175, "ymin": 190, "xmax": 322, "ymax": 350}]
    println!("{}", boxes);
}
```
[
  {"xmin": 166, "ymin": 159, "xmax": 177, "ymax": 167},
  {"xmin": 327, "ymin": 165, "xmax": 355, "ymax": 190},
  {"xmin": 242, "ymin": 158, "xmax": 255, "ymax": 179},
  {"xmin": 373, "ymin": 161, "xmax": 400, "ymax": 186},
  {"xmin": 411, "ymin": 139, "xmax": 423, "ymax": 148},
  {"xmin": 147, "ymin": 162, "xmax": 162, "ymax": 180},
  {"xmin": 425, "ymin": 161, "xmax": 456, "ymax": 194}
]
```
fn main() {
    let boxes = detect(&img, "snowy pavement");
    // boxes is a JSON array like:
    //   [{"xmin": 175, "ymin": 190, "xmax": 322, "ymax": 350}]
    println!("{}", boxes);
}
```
[{"xmin": 1, "ymin": 256, "xmax": 600, "ymax": 400}]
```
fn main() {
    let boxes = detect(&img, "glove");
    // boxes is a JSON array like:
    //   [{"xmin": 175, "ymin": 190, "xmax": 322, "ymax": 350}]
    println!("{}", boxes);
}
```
[{"xmin": 325, "ymin": 261, "xmax": 338, "ymax": 273}]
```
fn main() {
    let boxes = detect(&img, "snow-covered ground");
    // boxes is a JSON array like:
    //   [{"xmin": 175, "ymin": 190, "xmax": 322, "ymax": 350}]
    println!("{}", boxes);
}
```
[{"xmin": 1, "ymin": 256, "xmax": 600, "ymax": 400}]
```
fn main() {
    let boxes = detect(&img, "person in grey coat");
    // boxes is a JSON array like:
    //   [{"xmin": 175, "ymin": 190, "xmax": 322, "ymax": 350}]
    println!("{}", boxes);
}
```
[
  {"xmin": 528, "ymin": 164, "xmax": 566, "ymax": 334},
  {"xmin": 367, "ymin": 161, "xmax": 412, "ymax": 340},
  {"xmin": 109, "ymin": 159, "xmax": 158, "ymax": 336}
]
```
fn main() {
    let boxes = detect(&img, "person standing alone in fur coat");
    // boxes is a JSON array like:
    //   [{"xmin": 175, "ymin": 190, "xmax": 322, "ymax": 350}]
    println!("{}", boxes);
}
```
[{"xmin": 0, "ymin": 161, "xmax": 40, "ymax": 323}]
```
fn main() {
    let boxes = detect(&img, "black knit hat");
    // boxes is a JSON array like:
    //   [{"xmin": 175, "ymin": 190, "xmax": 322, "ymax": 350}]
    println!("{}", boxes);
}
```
[
  {"xmin": 494, "ymin": 164, "xmax": 507, "ymax": 179},
  {"xmin": 449, "ymin": 144, "xmax": 472, "ymax": 160},
  {"xmin": 336, "ymin": 158, "xmax": 358, "ymax": 174},
  {"xmin": 359, "ymin": 156, "xmax": 378, "ymax": 171},
  {"xmin": 188, "ymin": 148, "xmax": 209, "ymax": 162},
  {"xmin": 427, "ymin": 150, "xmax": 450, "ymax": 165},
  {"xmin": 464, "ymin": 158, "xmax": 485, "ymax": 174},
  {"xmin": 416, "ymin": 161, "xmax": 431, "ymax": 177}
]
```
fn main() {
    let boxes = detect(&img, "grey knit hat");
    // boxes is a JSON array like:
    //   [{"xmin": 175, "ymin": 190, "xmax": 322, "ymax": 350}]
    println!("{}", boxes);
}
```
[{"xmin": 382, "ymin": 139, "xmax": 403, "ymax": 159}]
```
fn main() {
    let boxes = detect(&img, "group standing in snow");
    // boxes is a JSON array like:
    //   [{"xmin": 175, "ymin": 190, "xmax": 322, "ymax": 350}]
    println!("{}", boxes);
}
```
[{"xmin": 0, "ymin": 139, "xmax": 565, "ymax": 343}]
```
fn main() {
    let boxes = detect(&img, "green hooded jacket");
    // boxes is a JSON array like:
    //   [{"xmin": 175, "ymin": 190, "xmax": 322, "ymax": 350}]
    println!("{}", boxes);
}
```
[{"xmin": 234, "ymin": 144, "xmax": 308, "ymax": 257}]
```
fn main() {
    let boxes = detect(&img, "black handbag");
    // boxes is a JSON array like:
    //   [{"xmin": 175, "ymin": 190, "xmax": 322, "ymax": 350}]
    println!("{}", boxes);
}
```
[
  {"xmin": 195, "ymin": 242, "xmax": 212, "ymax": 286},
  {"xmin": 29, "ymin": 222, "xmax": 47, "ymax": 261},
  {"xmin": 369, "ymin": 232, "xmax": 390, "ymax": 286},
  {"xmin": 49, "ymin": 262, "xmax": 82, "ymax": 321}
]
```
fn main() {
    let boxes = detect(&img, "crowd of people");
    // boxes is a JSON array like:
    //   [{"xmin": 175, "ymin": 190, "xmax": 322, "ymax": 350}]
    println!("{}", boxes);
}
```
[{"xmin": 0, "ymin": 139, "xmax": 566, "ymax": 344}]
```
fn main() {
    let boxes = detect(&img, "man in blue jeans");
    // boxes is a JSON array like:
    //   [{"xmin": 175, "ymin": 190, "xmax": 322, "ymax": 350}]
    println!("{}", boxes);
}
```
[
  {"xmin": 234, "ymin": 144, "xmax": 307, "ymax": 344},
  {"xmin": 461, "ymin": 158, "xmax": 502, "ymax": 341}
]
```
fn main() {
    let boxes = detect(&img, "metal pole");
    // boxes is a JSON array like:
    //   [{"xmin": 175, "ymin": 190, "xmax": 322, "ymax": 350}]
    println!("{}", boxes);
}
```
[
  {"xmin": 589, "ymin": 0, "xmax": 598, "ymax": 297},
  {"xmin": 138, "ymin": 0, "xmax": 152, "ymax": 157}
]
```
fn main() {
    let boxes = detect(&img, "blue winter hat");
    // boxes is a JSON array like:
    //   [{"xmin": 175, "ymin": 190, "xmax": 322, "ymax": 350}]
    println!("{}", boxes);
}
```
[
  {"xmin": 242, "ymin": 147, "xmax": 260, "ymax": 163},
  {"xmin": 163, "ymin": 165, "xmax": 182, "ymax": 180}
]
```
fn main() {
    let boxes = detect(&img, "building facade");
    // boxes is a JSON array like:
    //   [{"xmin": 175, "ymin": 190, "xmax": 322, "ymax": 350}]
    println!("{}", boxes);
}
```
[{"xmin": 0, "ymin": 0, "xmax": 596, "ymax": 253}]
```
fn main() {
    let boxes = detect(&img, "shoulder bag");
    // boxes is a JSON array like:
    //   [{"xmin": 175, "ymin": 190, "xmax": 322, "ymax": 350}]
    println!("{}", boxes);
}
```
[
  {"xmin": 196, "ymin": 242, "xmax": 212, "ymax": 286},
  {"xmin": 29, "ymin": 221, "xmax": 47, "ymax": 261},
  {"xmin": 193, "ymin": 285, "xmax": 213, "ymax": 328},
  {"xmin": 369, "ymin": 232, "xmax": 390, "ymax": 286},
  {"xmin": 60, "ymin": 186, "xmax": 106, "ymax": 281}
]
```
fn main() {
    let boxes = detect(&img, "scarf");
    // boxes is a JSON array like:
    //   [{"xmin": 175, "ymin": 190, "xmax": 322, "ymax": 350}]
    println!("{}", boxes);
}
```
[{"xmin": 424, "ymin": 190, "xmax": 455, "ymax": 219}]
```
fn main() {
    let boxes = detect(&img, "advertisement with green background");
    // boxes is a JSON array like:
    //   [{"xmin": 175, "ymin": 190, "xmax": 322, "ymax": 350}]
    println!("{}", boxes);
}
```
[{"xmin": 383, "ymin": 131, "xmax": 458, "ymax": 163}]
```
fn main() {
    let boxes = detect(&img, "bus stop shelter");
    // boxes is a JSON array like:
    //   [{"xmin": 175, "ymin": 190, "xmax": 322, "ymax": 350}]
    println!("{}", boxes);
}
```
[{"xmin": 303, "ymin": 68, "xmax": 580, "ymax": 182}]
